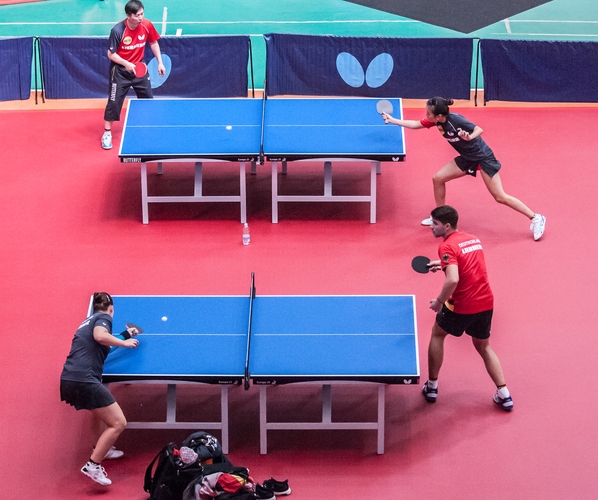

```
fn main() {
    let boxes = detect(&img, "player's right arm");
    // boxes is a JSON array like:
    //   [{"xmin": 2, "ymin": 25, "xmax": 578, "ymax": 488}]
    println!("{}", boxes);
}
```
[
  {"xmin": 94, "ymin": 325, "xmax": 138, "ymax": 348},
  {"xmin": 107, "ymin": 24, "xmax": 135, "ymax": 72},
  {"xmin": 107, "ymin": 49, "xmax": 135, "ymax": 73},
  {"xmin": 382, "ymin": 113, "xmax": 425, "ymax": 129}
]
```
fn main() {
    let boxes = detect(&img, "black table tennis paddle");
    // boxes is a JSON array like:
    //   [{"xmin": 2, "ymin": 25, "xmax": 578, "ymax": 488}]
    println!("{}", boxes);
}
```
[
  {"xmin": 125, "ymin": 322, "xmax": 143, "ymax": 335},
  {"xmin": 411, "ymin": 256, "xmax": 431, "ymax": 274}
]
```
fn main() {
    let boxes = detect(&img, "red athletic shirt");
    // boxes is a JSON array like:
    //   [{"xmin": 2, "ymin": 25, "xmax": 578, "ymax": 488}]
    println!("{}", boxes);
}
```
[
  {"xmin": 438, "ymin": 231, "xmax": 494, "ymax": 314},
  {"xmin": 108, "ymin": 19, "xmax": 160, "ymax": 64}
]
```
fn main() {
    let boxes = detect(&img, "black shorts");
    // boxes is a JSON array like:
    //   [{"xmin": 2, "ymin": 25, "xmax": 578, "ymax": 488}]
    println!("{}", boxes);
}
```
[
  {"xmin": 435, "ymin": 304, "xmax": 493, "ymax": 340},
  {"xmin": 60, "ymin": 379, "xmax": 116, "ymax": 411},
  {"xmin": 455, "ymin": 154, "xmax": 501, "ymax": 178}
]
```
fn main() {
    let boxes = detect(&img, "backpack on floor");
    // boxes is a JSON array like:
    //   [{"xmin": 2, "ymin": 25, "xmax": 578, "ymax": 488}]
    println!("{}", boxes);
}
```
[
  {"xmin": 144, "ymin": 432, "xmax": 232, "ymax": 500},
  {"xmin": 144, "ymin": 442, "xmax": 204, "ymax": 500}
]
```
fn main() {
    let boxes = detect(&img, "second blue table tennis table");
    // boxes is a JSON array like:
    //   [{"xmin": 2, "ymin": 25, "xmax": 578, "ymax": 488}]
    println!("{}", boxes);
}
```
[
  {"xmin": 119, "ymin": 97, "xmax": 406, "ymax": 223},
  {"xmin": 102, "ymin": 283, "xmax": 419, "ymax": 454}
]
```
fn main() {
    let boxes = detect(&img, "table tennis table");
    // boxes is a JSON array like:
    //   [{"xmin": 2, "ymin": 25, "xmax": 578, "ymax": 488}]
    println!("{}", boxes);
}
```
[
  {"xmin": 118, "ymin": 97, "xmax": 406, "ymax": 224},
  {"xmin": 102, "ymin": 279, "xmax": 419, "ymax": 454}
]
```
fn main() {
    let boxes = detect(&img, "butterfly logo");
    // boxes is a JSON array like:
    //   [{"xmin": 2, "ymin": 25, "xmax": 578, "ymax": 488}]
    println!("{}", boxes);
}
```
[
  {"xmin": 336, "ymin": 52, "xmax": 394, "ymax": 88},
  {"xmin": 138, "ymin": 34, "xmax": 146, "ymax": 41}
]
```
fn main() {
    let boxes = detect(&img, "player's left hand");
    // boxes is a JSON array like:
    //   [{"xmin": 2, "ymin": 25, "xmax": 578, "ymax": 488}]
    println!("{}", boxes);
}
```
[
  {"xmin": 457, "ymin": 128, "xmax": 472, "ymax": 140},
  {"xmin": 381, "ymin": 112, "xmax": 391, "ymax": 124},
  {"xmin": 157, "ymin": 63, "xmax": 166, "ymax": 76}
]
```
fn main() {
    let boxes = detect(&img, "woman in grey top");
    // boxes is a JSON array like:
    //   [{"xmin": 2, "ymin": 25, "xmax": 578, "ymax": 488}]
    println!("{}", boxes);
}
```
[
  {"xmin": 60, "ymin": 292, "xmax": 139, "ymax": 486},
  {"xmin": 383, "ymin": 96, "xmax": 546, "ymax": 241}
]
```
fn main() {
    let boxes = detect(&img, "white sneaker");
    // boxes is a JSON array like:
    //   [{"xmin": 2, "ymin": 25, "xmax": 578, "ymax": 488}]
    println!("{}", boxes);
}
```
[
  {"xmin": 101, "ymin": 131, "xmax": 112, "ymax": 150},
  {"xmin": 81, "ymin": 462, "xmax": 112, "ymax": 486},
  {"xmin": 421, "ymin": 216, "xmax": 433, "ymax": 226},
  {"xmin": 530, "ymin": 214, "xmax": 546, "ymax": 241},
  {"xmin": 104, "ymin": 446, "xmax": 124, "ymax": 459}
]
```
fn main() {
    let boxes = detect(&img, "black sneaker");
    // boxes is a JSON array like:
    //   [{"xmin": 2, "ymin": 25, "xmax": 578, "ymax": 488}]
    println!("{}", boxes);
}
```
[
  {"xmin": 422, "ymin": 381, "xmax": 438, "ymax": 403},
  {"xmin": 262, "ymin": 478, "xmax": 291, "ymax": 496},
  {"xmin": 255, "ymin": 483, "xmax": 276, "ymax": 500}
]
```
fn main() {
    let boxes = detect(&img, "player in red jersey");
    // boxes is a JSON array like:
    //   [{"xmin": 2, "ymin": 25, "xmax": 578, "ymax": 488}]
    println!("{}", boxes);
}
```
[
  {"xmin": 422, "ymin": 205, "xmax": 513, "ymax": 411},
  {"xmin": 101, "ymin": 0, "xmax": 165, "ymax": 149}
]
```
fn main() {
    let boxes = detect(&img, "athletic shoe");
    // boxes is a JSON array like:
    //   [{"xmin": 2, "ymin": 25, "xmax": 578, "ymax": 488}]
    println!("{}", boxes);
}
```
[
  {"xmin": 101, "ymin": 131, "xmax": 112, "ymax": 150},
  {"xmin": 422, "ymin": 381, "xmax": 438, "ymax": 403},
  {"xmin": 493, "ymin": 392, "xmax": 514, "ymax": 411},
  {"xmin": 81, "ymin": 462, "xmax": 112, "ymax": 486},
  {"xmin": 103, "ymin": 446, "xmax": 124, "ymax": 460},
  {"xmin": 255, "ymin": 484, "xmax": 276, "ymax": 500},
  {"xmin": 262, "ymin": 478, "xmax": 291, "ymax": 496},
  {"xmin": 421, "ymin": 216, "xmax": 433, "ymax": 226},
  {"xmin": 530, "ymin": 213, "xmax": 546, "ymax": 241}
]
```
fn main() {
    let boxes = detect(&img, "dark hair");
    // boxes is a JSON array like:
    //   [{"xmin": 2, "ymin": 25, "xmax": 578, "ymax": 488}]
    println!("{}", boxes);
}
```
[
  {"xmin": 431, "ymin": 205, "xmax": 458, "ymax": 228},
  {"xmin": 93, "ymin": 292, "xmax": 113, "ymax": 312},
  {"xmin": 426, "ymin": 97, "xmax": 454, "ymax": 117},
  {"xmin": 125, "ymin": 0, "xmax": 144, "ymax": 15}
]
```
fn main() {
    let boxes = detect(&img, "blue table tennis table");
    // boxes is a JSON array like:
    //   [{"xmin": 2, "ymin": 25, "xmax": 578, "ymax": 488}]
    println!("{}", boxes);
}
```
[
  {"xmin": 102, "ymin": 283, "xmax": 419, "ymax": 454},
  {"xmin": 118, "ymin": 97, "xmax": 406, "ymax": 224}
]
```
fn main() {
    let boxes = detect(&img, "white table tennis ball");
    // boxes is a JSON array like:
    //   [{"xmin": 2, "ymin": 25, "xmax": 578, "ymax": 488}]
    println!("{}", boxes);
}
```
[
  {"xmin": 225, "ymin": 125, "xmax": 232, "ymax": 130},
  {"xmin": 161, "ymin": 316, "xmax": 168, "ymax": 321}
]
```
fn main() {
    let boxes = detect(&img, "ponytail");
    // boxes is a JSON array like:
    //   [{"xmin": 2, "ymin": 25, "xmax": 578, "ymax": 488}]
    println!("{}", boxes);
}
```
[
  {"xmin": 92, "ymin": 292, "xmax": 113, "ymax": 312},
  {"xmin": 426, "ymin": 97, "xmax": 453, "ymax": 116}
]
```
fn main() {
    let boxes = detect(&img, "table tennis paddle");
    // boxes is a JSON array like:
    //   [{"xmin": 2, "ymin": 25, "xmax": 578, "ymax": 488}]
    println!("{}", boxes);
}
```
[
  {"xmin": 411, "ymin": 256, "xmax": 431, "ymax": 274},
  {"xmin": 125, "ymin": 322, "xmax": 143, "ymax": 335},
  {"xmin": 376, "ymin": 99, "xmax": 394, "ymax": 115},
  {"xmin": 134, "ymin": 62, "xmax": 147, "ymax": 78}
]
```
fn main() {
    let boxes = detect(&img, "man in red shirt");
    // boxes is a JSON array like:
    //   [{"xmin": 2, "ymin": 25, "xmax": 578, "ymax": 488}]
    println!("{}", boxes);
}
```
[
  {"xmin": 422, "ymin": 205, "xmax": 513, "ymax": 411},
  {"xmin": 102, "ymin": 0, "xmax": 165, "ymax": 149}
]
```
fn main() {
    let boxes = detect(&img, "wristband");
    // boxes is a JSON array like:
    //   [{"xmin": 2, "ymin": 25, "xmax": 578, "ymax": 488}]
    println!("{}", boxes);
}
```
[{"xmin": 119, "ymin": 330, "xmax": 132, "ymax": 340}]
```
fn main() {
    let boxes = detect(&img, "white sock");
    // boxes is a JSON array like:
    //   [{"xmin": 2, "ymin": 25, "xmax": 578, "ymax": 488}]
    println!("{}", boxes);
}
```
[
  {"xmin": 427, "ymin": 379, "xmax": 438, "ymax": 390},
  {"xmin": 497, "ymin": 386, "xmax": 510, "ymax": 399}
]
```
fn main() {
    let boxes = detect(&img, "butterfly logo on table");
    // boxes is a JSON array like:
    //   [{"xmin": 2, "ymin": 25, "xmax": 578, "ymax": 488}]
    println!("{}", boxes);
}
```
[{"xmin": 336, "ymin": 52, "xmax": 394, "ymax": 88}]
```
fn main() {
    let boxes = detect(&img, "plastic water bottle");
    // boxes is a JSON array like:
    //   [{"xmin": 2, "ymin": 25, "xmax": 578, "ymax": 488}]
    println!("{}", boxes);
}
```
[{"xmin": 242, "ymin": 223, "xmax": 250, "ymax": 245}]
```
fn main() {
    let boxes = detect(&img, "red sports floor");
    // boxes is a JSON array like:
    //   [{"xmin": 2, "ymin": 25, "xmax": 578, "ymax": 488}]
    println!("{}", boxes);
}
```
[{"xmin": 1, "ymin": 104, "xmax": 597, "ymax": 499}]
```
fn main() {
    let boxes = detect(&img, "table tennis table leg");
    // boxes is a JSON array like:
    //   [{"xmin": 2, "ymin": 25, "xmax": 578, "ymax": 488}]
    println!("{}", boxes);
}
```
[
  {"xmin": 271, "ymin": 161, "xmax": 279, "ymax": 223},
  {"xmin": 220, "ymin": 385, "xmax": 229, "ymax": 454},
  {"xmin": 141, "ymin": 162, "xmax": 149, "ymax": 224},
  {"xmin": 194, "ymin": 162, "xmax": 203, "ymax": 197},
  {"xmin": 377, "ymin": 384, "xmax": 385, "ymax": 454},
  {"xmin": 370, "ymin": 161, "xmax": 378, "ymax": 224},
  {"xmin": 259, "ymin": 385, "xmax": 268, "ymax": 454},
  {"xmin": 324, "ymin": 162, "xmax": 332, "ymax": 197},
  {"xmin": 239, "ymin": 162, "xmax": 247, "ymax": 224},
  {"xmin": 166, "ymin": 384, "xmax": 177, "ymax": 423}
]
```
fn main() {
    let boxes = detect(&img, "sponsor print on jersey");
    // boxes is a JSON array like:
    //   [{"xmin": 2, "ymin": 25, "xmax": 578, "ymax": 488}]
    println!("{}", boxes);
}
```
[{"xmin": 123, "ymin": 36, "xmax": 132, "ymax": 45}]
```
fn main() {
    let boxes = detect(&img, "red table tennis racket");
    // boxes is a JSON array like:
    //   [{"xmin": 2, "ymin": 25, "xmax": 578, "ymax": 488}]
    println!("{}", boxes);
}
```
[
  {"xmin": 411, "ymin": 256, "xmax": 431, "ymax": 274},
  {"xmin": 134, "ymin": 62, "xmax": 147, "ymax": 78}
]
